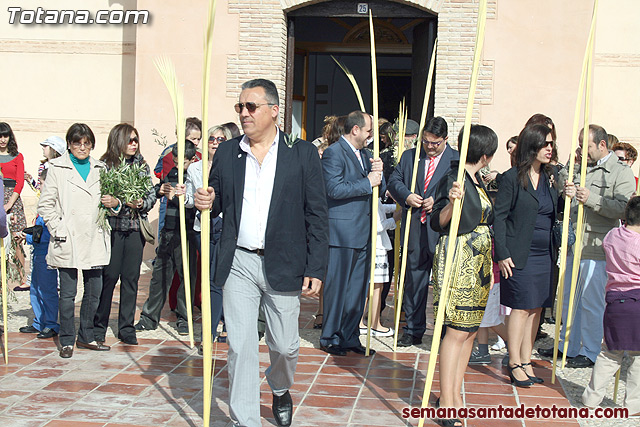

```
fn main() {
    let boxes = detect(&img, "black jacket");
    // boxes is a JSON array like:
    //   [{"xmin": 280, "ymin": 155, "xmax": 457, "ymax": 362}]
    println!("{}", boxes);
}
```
[
  {"xmin": 493, "ymin": 166, "xmax": 559, "ymax": 268},
  {"xmin": 209, "ymin": 132, "xmax": 329, "ymax": 291},
  {"xmin": 431, "ymin": 163, "xmax": 494, "ymax": 235}
]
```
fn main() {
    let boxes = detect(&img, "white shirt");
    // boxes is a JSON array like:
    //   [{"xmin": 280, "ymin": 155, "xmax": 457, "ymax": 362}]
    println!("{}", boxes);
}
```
[
  {"xmin": 185, "ymin": 159, "xmax": 222, "ymax": 232},
  {"xmin": 237, "ymin": 129, "xmax": 279, "ymax": 250},
  {"xmin": 344, "ymin": 137, "xmax": 365, "ymax": 170}
]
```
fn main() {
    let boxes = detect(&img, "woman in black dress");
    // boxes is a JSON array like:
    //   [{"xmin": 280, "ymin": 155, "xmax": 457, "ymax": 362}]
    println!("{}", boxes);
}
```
[{"xmin": 494, "ymin": 124, "xmax": 558, "ymax": 386}]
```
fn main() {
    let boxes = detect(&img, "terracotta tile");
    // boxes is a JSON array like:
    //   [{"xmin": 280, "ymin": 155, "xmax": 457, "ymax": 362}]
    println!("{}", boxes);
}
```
[
  {"xmin": 292, "ymin": 407, "xmax": 352, "ymax": 424},
  {"xmin": 314, "ymin": 374, "xmax": 366, "ymax": 386},
  {"xmin": 518, "ymin": 396, "xmax": 573, "ymax": 408},
  {"xmin": 108, "ymin": 373, "xmax": 161, "ymax": 385},
  {"xmin": 78, "ymin": 391, "xmax": 136, "ymax": 408},
  {"xmin": 141, "ymin": 386, "xmax": 201, "ymax": 401},
  {"xmin": 9, "ymin": 348, "xmax": 56, "ymax": 357},
  {"xmin": 365, "ymin": 377, "xmax": 414, "ymax": 389},
  {"xmin": 359, "ymin": 386, "xmax": 412, "ymax": 400},
  {"xmin": 0, "ymin": 417, "xmax": 46, "ymax": 427},
  {"xmin": 95, "ymin": 383, "xmax": 149, "ymax": 396},
  {"xmin": 293, "ymin": 373, "xmax": 316, "ymax": 384},
  {"xmin": 131, "ymin": 393, "xmax": 189, "ymax": 411},
  {"xmin": 124, "ymin": 362, "xmax": 176, "ymax": 374},
  {"xmin": 78, "ymin": 359, "xmax": 132, "ymax": 371},
  {"xmin": 111, "ymin": 409, "xmax": 176, "ymax": 425},
  {"xmin": 136, "ymin": 338, "xmax": 164, "ymax": 345},
  {"xmin": 300, "ymin": 394, "xmax": 356, "ymax": 409},
  {"xmin": 5, "ymin": 403, "xmax": 65, "ymax": 418},
  {"xmin": 367, "ymin": 366, "xmax": 416, "ymax": 379},
  {"xmin": 44, "ymin": 421, "xmax": 106, "ymax": 427},
  {"xmin": 44, "ymin": 381, "xmax": 100, "ymax": 393},
  {"xmin": 58, "ymin": 369, "xmax": 116, "ymax": 383},
  {"xmin": 0, "ymin": 365, "xmax": 21, "ymax": 376},
  {"xmin": 25, "ymin": 391, "xmax": 86, "ymax": 406},
  {"xmin": 463, "ymin": 381, "xmax": 513, "ymax": 395},
  {"xmin": 31, "ymin": 357, "xmax": 79, "ymax": 369},
  {"xmin": 355, "ymin": 397, "xmax": 411, "ymax": 412},
  {"xmin": 320, "ymin": 365, "xmax": 368, "ymax": 376},
  {"xmin": 3, "ymin": 356, "xmax": 39, "ymax": 367},
  {"xmin": 307, "ymin": 383, "xmax": 361, "ymax": 397},
  {"xmin": 517, "ymin": 385, "xmax": 567, "ymax": 398},
  {"xmin": 323, "ymin": 356, "xmax": 371, "ymax": 367},
  {"xmin": 57, "ymin": 404, "xmax": 121, "ymax": 421},
  {"xmin": 109, "ymin": 345, "xmax": 150, "ymax": 353},
  {"xmin": 464, "ymin": 393, "xmax": 518, "ymax": 407},
  {"xmin": 136, "ymin": 355, "xmax": 187, "ymax": 366},
  {"xmin": 350, "ymin": 408, "xmax": 410, "ymax": 426}
]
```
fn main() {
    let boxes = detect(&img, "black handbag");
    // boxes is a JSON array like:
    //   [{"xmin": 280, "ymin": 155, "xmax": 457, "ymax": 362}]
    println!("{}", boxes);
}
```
[
  {"xmin": 552, "ymin": 218, "xmax": 576, "ymax": 248},
  {"xmin": 23, "ymin": 225, "xmax": 43, "ymax": 244}
]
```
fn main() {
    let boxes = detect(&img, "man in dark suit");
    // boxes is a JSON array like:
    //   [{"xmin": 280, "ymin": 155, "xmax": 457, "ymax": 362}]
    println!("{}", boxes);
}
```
[
  {"xmin": 387, "ymin": 116, "xmax": 458, "ymax": 347},
  {"xmin": 320, "ymin": 110, "xmax": 383, "ymax": 356},
  {"xmin": 194, "ymin": 79, "xmax": 328, "ymax": 427}
]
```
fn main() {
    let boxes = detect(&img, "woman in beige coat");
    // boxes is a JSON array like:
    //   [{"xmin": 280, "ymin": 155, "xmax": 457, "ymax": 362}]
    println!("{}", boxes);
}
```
[{"xmin": 38, "ymin": 123, "xmax": 111, "ymax": 358}]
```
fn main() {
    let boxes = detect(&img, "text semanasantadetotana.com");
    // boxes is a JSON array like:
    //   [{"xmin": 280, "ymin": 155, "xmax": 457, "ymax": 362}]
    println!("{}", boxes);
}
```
[
  {"xmin": 402, "ymin": 404, "xmax": 629, "ymax": 420},
  {"xmin": 7, "ymin": 7, "xmax": 149, "ymax": 25}
]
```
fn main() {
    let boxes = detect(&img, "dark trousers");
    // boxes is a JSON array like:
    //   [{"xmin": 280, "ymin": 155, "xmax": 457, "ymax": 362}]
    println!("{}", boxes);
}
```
[
  {"xmin": 196, "ymin": 217, "xmax": 224, "ymax": 338},
  {"xmin": 320, "ymin": 246, "xmax": 369, "ymax": 349},
  {"xmin": 138, "ymin": 228, "xmax": 196, "ymax": 328},
  {"xmin": 94, "ymin": 230, "xmax": 144, "ymax": 341},
  {"xmin": 401, "ymin": 228, "xmax": 434, "ymax": 340},
  {"xmin": 58, "ymin": 268, "xmax": 102, "ymax": 347}
]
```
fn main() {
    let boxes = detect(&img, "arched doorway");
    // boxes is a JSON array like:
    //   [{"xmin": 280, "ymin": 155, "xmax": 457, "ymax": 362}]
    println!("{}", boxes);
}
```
[{"xmin": 283, "ymin": 0, "xmax": 437, "ymax": 140}]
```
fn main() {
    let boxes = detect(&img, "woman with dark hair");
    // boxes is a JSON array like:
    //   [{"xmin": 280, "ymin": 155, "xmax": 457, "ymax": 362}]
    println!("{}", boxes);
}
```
[
  {"xmin": 506, "ymin": 135, "xmax": 518, "ymax": 167},
  {"xmin": 0, "ymin": 122, "xmax": 28, "ymax": 290},
  {"xmin": 494, "ymin": 124, "xmax": 558, "ymax": 386},
  {"xmin": 222, "ymin": 122, "xmax": 241, "ymax": 139},
  {"xmin": 38, "ymin": 123, "xmax": 111, "ymax": 358},
  {"xmin": 430, "ymin": 124, "xmax": 498, "ymax": 425},
  {"xmin": 93, "ymin": 123, "xmax": 156, "ymax": 346}
]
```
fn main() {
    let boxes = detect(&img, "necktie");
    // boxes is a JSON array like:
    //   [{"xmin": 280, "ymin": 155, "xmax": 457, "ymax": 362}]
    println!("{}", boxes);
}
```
[
  {"xmin": 355, "ymin": 150, "xmax": 364, "ymax": 170},
  {"xmin": 421, "ymin": 157, "xmax": 436, "ymax": 224}
]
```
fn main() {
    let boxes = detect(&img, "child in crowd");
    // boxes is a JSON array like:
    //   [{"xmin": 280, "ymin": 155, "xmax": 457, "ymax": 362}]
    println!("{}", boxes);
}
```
[
  {"xmin": 135, "ymin": 141, "xmax": 198, "ymax": 335},
  {"xmin": 582, "ymin": 196, "xmax": 640, "ymax": 415},
  {"xmin": 18, "ymin": 169, "xmax": 59, "ymax": 338},
  {"xmin": 359, "ymin": 199, "xmax": 400, "ymax": 337}
]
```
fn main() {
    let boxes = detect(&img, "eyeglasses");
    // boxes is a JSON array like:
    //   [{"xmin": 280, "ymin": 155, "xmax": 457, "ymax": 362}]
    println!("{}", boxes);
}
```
[
  {"xmin": 209, "ymin": 136, "xmax": 226, "ymax": 143},
  {"xmin": 129, "ymin": 137, "xmax": 139, "ymax": 144},
  {"xmin": 234, "ymin": 102, "xmax": 274, "ymax": 113},
  {"xmin": 421, "ymin": 138, "xmax": 445, "ymax": 147},
  {"xmin": 70, "ymin": 141, "xmax": 91, "ymax": 148}
]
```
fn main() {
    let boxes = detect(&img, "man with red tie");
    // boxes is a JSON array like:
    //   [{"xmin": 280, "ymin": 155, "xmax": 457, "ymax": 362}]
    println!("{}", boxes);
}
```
[{"xmin": 388, "ymin": 116, "xmax": 458, "ymax": 347}]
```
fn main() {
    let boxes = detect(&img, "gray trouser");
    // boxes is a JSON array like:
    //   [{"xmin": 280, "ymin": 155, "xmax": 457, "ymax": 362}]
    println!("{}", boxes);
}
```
[
  {"xmin": 224, "ymin": 248, "xmax": 300, "ymax": 427},
  {"xmin": 582, "ymin": 343, "xmax": 640, "ymax": 415}
]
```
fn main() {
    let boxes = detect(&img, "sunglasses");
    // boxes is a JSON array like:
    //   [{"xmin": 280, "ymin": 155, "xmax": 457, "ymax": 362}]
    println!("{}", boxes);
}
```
[
  {"xmin": 234, "ymin": 102, "xmax": 274, "ymax": 113},
  {"xmin": 422, "ymin": 138, "xmax": 445, "ymax": 147},
  {"xmin": 209, "ymin": 136, "xmax": 226, "ymax": 143},
  {"xmin": 70, "ymin": 141, "xmax": 92, "ymax": 148},
  {"xmin": 618, "ymin": 156, "xmax": 631, "ymax": 161},
  {"xmin": 129, "ymin": 137, "xmax": 139, "ymax": 144}
]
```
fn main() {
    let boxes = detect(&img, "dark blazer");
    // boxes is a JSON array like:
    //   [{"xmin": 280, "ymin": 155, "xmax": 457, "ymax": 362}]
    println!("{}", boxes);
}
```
[
  {"xmin": 430, "ymin": 163, "xmax": 494, "ymax": 235},
  {"xmin": 209, "ymin": 131, "xmax": 329, "ymax": 291},
  {"xmin": 493, "ymin": 166, "xmax": 559, "ymax": 269},
  {"xmin": 387, "ymin": 144, "xmax": 459, "ymax": 254},
  {"xmin": 322, "ymin": 136, "xmax": 384, "ymax": 249}
]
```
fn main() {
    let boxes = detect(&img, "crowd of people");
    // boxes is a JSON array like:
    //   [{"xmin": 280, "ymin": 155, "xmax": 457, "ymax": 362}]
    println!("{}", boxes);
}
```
[{"xmin": 2, "ymin": 77, "xmax": 639, "ymax": 426}]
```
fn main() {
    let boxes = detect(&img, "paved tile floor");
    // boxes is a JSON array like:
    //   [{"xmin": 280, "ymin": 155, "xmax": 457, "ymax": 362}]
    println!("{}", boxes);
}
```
[
  {"xmin": 0, "ymin": 263, "xmax": 626, "ymax": 426},
  {"xmin": 1, "ymin": 333, "xmax": 579, "ymax": 427}
]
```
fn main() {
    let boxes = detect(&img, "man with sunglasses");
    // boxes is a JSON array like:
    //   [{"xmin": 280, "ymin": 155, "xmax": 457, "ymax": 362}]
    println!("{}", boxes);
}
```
[
  {"xmin": 194, "ymin": 79, "xmax": 328, "ymax": 427},
  {"xmin": 319, "ymin": 110, "xmax": 384, "ymax": 357},
  {"xmin": 387, "ymin": 116, "xmax": 458, "ymax": 347}
]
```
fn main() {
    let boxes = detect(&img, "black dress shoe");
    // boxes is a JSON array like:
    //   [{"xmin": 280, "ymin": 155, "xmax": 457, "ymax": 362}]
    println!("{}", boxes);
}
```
[
  {"xmin": 59, "ymin": 345, "xmax": 74, "ymax": 358},
  {"xmin": 347, "ymin": 345, "xmax": 375, "ymax": 356},
  {"xmin": 565, "ymin": 355, "xmax": 594, "ymax": 368},
  {"xmin": 119, "ymin": 335, "xmax": 138, "ymax": 345},
  {"xmin": 320, "ymin": 344, "xmax": 346, "ymax": 356},
  {"xmin": 19, "ymin": 325, "xmax": 39, "ymax": 334},
  {"xmin": 397, "ymin": 333, "xmax": 422, "ymax": 347},
  {"xmin": 272, "ymin": 391, "xmax": 293, "ymax": 426},
  {"xmin": 36, "ymin": 328, "xmax": 58, "ymax": 339},
  {"xmin": 76, "ymin": 341, "xmax": 111, "ymax": 351},
  {"xmin": 538, "ymin": 347, "xmax": 570, "ymax": 359}
]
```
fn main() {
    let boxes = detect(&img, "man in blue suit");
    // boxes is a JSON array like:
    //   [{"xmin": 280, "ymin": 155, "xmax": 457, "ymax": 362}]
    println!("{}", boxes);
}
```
[
  {"xmin": 388, "ymin": 116, "xmax": 458, "ymax": 347},
  {"xmin": 320, "ymin": 111, "xmax": 384, "ymax": 356}
]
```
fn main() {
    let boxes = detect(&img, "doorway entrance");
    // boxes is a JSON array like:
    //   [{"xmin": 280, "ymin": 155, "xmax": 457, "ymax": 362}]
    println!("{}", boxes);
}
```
[{"xmin": 285, "ymin": 0, "xmax": 437, "ymax": 140}]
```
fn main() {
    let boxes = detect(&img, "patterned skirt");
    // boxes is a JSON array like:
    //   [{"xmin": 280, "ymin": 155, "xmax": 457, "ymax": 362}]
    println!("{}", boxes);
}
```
[
  {"xmin": 432, "ymin": 225, "xmax": 493, "ymax": 332},
  {"xmin": 4, "ymin": 184, "xmax": 27, "ymax": 233},
  {"xmin": 374, "ymin": 249, "xmax": 389, "ymax": 283}
]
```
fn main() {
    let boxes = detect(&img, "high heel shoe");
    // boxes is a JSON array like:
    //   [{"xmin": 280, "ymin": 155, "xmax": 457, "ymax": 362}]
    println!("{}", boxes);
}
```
[
  {"xmin": 521, "ymin": 362, "xmax": 544, "ymax": 384},
  {"xmin": 508, "ymin": 364, "xmax": 533, "ymax": 387}
]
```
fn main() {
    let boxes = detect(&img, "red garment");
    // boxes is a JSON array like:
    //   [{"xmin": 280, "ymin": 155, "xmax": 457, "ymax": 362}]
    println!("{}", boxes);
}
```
[
  {"xmin": 0, "ymin": 153, "xmax": 25, "ymax": 193},
  {"xmin": 159, "ymin": 150, "xmax": 202, "ymax": 179}
]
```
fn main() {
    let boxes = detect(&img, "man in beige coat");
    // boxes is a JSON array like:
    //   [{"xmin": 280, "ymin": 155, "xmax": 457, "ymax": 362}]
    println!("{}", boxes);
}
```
[
  {"xmin": 539, "ymin": 124, "xmax": 636, "ymax": 368},
  {"xmin": 38, "ymin": 123, "xmax": 111, "ymax": 358}
]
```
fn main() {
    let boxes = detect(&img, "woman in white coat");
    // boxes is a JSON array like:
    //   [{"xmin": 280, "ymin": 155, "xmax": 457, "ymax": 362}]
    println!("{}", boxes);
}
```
[{"xmin": 38, "ymin": 123, "xmax": 111, "ymax": 358}]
